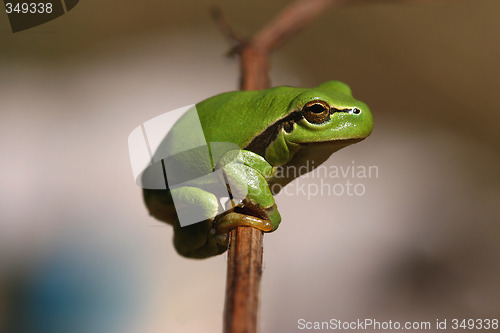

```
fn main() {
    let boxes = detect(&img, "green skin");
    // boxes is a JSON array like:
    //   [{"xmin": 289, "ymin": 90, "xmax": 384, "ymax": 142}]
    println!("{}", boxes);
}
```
[{"xmin": 143, "ymin": 81, "xmax": 373, "ymax": 258}]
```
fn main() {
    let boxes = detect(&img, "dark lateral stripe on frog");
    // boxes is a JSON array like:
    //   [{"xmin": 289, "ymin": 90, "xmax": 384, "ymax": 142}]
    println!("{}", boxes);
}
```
[
  {"xmin": 244, "ymin": 110, "xmax": 303, "ymax": 156},
  {"xmin": 244, "ymin": 107, "xmax": 354, "ymax": 156}
]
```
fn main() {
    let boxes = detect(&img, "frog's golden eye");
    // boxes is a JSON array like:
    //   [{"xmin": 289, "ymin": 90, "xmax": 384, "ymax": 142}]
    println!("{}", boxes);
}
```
[{"xmin": 302, "ymin": 100, "xmax": 330, "ymax": 124}]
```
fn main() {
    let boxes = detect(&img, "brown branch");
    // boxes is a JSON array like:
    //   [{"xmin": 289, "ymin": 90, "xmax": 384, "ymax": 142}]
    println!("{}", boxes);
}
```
[
  {"xmin": 253, "ymin": 0, "xmax": 344, "ymax": 52},
  {"xmin": 210, "ymin": 7, "xmax": 247, "ymax": 50},
  {"xmin": 241, "ymin": 0, "xmax": 343, "ymax": 90},
  {"xmin": 223, "ymin": 227, "xmax": 263, "ymax": 333}
]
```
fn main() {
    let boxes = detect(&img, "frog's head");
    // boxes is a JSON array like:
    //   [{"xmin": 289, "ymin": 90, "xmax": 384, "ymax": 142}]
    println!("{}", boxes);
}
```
[
  {"xmin": 283, "ymin": 81, "xmax": 373, "ymax": 146},
  {"xmin": 260, "ymin": 81, "xmax": 373, "ymax": 166}
]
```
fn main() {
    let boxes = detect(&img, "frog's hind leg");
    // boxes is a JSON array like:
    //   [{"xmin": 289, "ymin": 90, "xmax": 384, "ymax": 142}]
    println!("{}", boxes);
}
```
[
  {"xmin": 172, "ymin": 220, "xmax": 227, "ymax": 259},
  {"xmin": 169, "ymin": 186, "xmax": 226, "ymax": 259}
]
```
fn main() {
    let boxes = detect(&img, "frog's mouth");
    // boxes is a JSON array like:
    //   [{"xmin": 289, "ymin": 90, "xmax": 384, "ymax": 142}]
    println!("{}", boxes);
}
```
[{"xmin": 290, "ymin": 137, "xmax": 365, "ymax": 147}]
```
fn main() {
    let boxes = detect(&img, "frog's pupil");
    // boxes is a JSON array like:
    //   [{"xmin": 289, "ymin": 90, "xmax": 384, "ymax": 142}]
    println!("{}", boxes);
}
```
[
  {"xmin": 353, "ymin": 108, "xmax": 361, "ymax": 114},
  {"xmin": 309, "ymin": 103, "xmax": 326, "ymax": 113}
]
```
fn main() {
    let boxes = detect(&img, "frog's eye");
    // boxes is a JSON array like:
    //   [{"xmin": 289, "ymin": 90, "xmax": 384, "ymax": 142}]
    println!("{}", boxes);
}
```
[{"xmin": 303, "ymin": 100, "xmax": 330, "ymax": 124}]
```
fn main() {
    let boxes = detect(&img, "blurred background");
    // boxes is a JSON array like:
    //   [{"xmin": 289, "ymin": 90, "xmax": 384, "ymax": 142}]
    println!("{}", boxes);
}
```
[{"xmin": 1, "ymin": 0, "xmax": 499, "ymax": 332}]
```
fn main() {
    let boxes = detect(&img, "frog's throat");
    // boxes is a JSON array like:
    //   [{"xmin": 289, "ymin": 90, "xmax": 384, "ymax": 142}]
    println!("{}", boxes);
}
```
[{"xmin": 267, "ymin": 138, "xmax": 364, "ymax": 191}]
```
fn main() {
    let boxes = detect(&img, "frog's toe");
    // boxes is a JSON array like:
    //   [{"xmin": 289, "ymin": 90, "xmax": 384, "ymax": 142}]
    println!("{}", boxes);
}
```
[
  {"xmin": 212, "ymin": 228, "xmax": 229, "ymax": 246},
  {"xmin": 212, "ymin": 212, "xmax": 272, "ymax": 246},
  {"xmin": 215, "ymin": 211, "xmax": 273, "ymax": 234}
]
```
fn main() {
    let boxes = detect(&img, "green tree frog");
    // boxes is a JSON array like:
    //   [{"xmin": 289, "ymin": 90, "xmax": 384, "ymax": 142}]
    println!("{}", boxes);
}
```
[{"xmin": 143, "ymin": 81, "xmax": 373, "ymax": 258}]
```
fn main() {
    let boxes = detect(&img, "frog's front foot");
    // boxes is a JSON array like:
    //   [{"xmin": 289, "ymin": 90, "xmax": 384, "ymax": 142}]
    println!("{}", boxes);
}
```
[
  {"xmin": 212, "ymin": 149, "xmax": 282, "ymax": 246},
  {"xmin": 212, "ymin": 201, "xmax": 281, "ymax": 246},
  {"xmin": 213, "ymin": 211, "xmax": 272, "ymax": 246}
]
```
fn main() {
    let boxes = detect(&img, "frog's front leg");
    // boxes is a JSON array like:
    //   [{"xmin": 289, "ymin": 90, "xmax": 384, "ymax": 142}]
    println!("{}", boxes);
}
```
[{"xmin": 213, "ymin": 150, "xmax": 281, "ymax": 244}]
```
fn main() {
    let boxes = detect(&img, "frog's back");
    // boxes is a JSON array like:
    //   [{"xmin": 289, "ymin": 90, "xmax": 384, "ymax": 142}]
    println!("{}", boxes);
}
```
[
  {"xmin": 195, "ymin": 86, "xmax": 303, "ymax": 148},
  {"xmin": 145, "ymin": 86, "xmax": 304, "ymax": 189}
]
